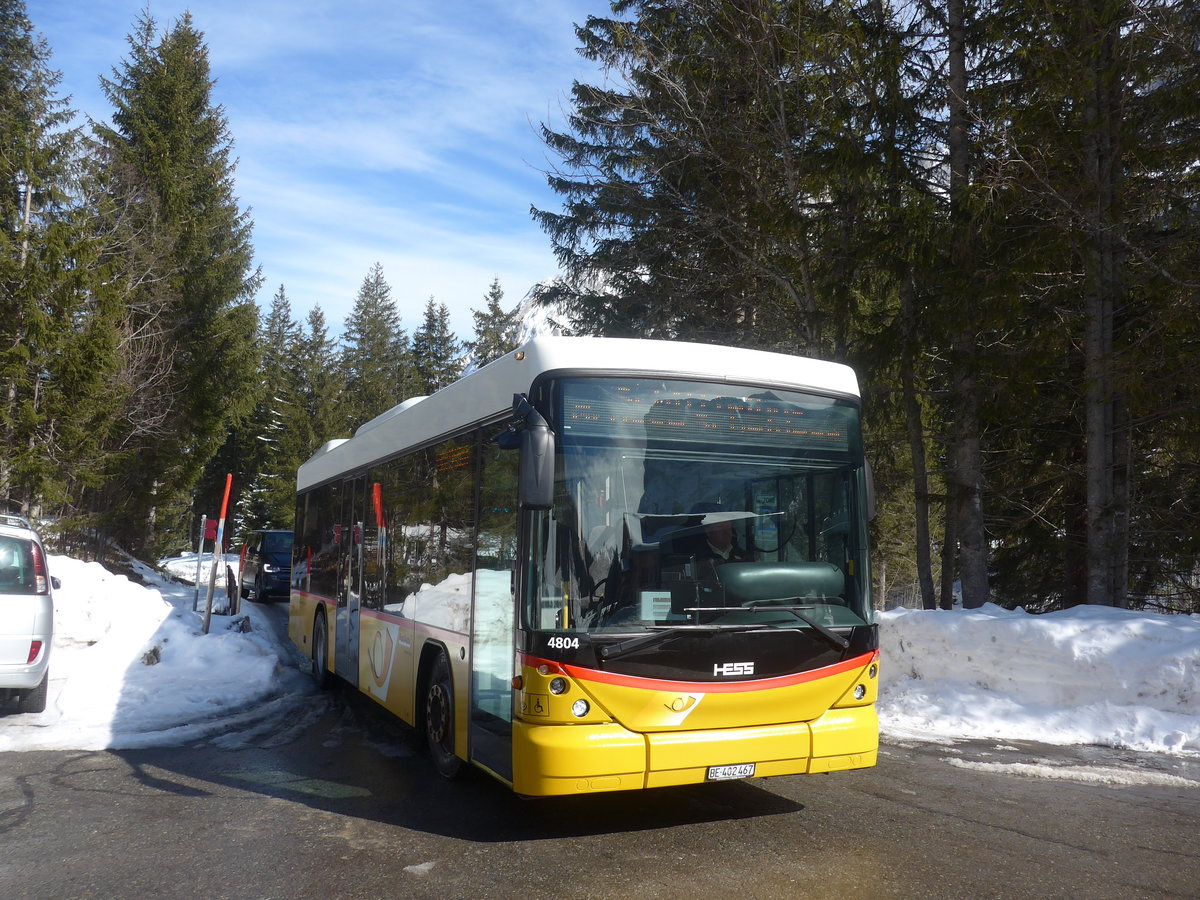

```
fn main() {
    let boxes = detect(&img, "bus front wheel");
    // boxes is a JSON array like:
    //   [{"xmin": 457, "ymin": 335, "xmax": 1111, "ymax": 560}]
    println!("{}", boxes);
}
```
[
  {"xmin": 424, "ymin": 651, "xmax": 463, "ymax": 779},
  {"xmin": 311, "ymin": 612, "xmax": 332, "ymax": 690}
]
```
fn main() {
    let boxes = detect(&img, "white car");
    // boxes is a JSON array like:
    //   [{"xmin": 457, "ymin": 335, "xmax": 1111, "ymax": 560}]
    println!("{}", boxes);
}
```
[{"xmin": 0, "ymin": 515, "xmax": 58, "ymax": 714}]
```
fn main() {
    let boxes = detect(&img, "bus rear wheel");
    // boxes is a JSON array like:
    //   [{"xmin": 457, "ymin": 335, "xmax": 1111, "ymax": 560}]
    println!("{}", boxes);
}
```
[{"xmin": 424, "ymin": 651, "xmax": 462, "ymax": 779}]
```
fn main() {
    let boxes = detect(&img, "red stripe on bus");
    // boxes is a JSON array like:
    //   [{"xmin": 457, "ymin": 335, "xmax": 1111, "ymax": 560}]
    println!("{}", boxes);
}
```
[
  {"xmin": 293, "ymin": 590, "xmax": 335, "ymax": 607},
  {"xmin": 360, "ymin": 607, "xmax": 399, "ymax": 622},
  {"xmin": 522, "ymin": 649, "xmax": 878, "ymax": 694}
]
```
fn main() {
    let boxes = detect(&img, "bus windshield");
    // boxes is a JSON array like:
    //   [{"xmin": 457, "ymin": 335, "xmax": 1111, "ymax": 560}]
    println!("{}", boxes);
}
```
[{"xmin": 524, "ymin": 377, "xmax": 871, "ymax": 637}]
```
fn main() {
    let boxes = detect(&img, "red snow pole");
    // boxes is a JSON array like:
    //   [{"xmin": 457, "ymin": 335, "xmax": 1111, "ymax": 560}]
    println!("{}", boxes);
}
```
[{"xmin": 202, "ymin": 474, "xmax": 233, "ymax": 634}]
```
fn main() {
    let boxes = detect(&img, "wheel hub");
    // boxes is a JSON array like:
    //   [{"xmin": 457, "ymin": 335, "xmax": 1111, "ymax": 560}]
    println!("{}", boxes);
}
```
[{"xmin": 427, "ymin": 684, "xmax": 449, "ymax": 743}]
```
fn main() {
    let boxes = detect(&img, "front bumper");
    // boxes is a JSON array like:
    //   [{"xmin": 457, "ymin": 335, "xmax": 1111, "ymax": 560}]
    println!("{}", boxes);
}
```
[{"xmin": 511, "ymin": 703, "xmax": 878, "ymax": 796}]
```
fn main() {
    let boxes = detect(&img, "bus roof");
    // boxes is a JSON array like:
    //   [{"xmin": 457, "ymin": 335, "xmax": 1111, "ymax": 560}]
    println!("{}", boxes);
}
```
[{"xmin": 297, "ymin": 336, "xmax": 859, "ymax": 491}]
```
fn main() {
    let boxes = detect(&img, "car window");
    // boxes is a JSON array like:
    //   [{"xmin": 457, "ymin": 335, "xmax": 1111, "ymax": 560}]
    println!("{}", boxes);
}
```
[
  {"xmin": 0, "ymin": 536, "xmax": 35, "ymax": 593},
  {"xmin": 263, "ymin": 532, "xmax": 293, "ymax": 555}
]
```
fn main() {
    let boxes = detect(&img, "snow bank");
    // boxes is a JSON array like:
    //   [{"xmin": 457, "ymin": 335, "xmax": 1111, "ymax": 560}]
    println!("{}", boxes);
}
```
[
  {"xmin": 0, "ymin": 554, "xmax": 318, "ymax": 751},
  {"xmin": 879, "ymin": 603, "xmax": 1200, "ymax": 753}
]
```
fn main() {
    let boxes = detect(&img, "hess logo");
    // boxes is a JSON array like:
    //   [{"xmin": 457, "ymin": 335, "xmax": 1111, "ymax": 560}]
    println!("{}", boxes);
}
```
[{"xmin": 713, "ymin": 661, "xmax": 754, "ymax": 677}]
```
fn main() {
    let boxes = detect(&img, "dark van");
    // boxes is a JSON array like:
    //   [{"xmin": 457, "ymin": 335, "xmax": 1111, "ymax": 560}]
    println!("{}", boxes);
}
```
[{"xmin": 240, "ymin": 530, "xmax": 293, "ymax": 601}]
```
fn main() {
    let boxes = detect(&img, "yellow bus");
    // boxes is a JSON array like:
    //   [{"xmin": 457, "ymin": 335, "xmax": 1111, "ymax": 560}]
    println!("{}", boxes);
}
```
[{"xmin": 289, "ymin": 337, "xmax": 879, "ymax": 796}]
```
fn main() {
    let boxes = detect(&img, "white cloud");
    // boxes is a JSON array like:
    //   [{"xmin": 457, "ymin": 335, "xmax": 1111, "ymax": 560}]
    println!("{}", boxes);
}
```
[
  {"xmin": 35, "ymin": 0, "xmax": 607, "ymax": 338},
  {"xmin": 235, "ymin": 162, "xmax": 560, "ymax": 335}
]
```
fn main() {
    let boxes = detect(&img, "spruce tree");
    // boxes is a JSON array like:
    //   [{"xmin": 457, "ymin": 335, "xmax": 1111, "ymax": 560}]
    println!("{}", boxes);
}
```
[
  {"xmin": 296, "ymin": 304, "xmax": 345, "ymax": 454},
  {"xmin": 465, "ymin": 278, "xmax": 520, "ymax": 369},
  {"xmin": 200, "ymin": 285, "xmax": 301, "ymax": 536},
  {"xmin": 341, "ymin": 263, "xmax": 411, "ymax": 427},
  {"xmin": 976, "ymin": 0, "xmax": 1200, "ymax": 609},
  {"xmin": 411, "ymin": 296, "xmax": 463, "ymax": 393},
  {"xmin": 0, "ymin": 0, "xmax": 127, "ymax": 521},
  {"xmin": 259, "ymin": 286, "xmax": 308, "ymax": 525},
  {"xmin": 93, "ymin": 11, "xmax": 260, "ymax": 553},
  {"xmin": 534, "ymin": 0, "xmax": 898, "ymax": 356}
]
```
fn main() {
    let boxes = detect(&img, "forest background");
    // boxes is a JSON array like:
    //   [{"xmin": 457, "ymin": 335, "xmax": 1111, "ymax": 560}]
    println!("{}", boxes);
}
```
[{"xmin": 2, "ymin": 0, "xmax": 1197, "ymax": 614}]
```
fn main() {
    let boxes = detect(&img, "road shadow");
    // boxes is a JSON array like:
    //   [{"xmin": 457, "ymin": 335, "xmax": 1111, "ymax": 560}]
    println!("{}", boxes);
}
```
[{"xmin": 112, "ymin": 680, "xmax": 804, "ymax": 842}]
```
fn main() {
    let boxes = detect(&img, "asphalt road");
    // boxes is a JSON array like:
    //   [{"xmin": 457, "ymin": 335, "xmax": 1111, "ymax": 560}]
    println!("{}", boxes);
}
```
[{"xmin": 1, "ymin": 608, "xmax": 1197, "ymax": 899}]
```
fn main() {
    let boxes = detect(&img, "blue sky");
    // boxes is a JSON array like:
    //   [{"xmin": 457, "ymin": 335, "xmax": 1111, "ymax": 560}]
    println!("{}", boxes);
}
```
[{"xmin": 32, "ymin": 0, "xmax": 608, "ymax": 338}]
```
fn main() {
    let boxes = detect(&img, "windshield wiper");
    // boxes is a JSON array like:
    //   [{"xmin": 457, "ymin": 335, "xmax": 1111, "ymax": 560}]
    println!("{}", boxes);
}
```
[
  {"xmin": 743, "ymin": 603, "xmax": 851, "ymax": 650},
  {"xmin": 597, "ymin": 625, "xmax": 755, "ymax": 662}
]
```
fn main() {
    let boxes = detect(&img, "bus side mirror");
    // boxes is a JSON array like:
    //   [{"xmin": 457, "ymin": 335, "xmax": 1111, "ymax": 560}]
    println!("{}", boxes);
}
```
[
  {"xmin": 496, "ymin": 394, "xmax": 554, "ymax": 510},
  {"xmin": 520, "ymin": 421, "xmax": 554, "ymax": 510}
]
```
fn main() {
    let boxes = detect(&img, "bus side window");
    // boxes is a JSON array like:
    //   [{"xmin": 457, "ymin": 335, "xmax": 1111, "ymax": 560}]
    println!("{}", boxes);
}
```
[
  {"xmin": 478, "ymin": 436, "xmax": 518, "ymax": 574},
  {"xmin": 309, "ymin": 481, "xmax": 340, "ymax": 600}
]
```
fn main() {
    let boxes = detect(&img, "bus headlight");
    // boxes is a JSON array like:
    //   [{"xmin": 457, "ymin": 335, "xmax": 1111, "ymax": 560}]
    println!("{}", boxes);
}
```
[
  {"xmin": 571, "ymin": 699, "xmax": 590, "ymax": 718},
  {"xmin": 853, "ymin": 684, "xmax": 867, "ymax": 700},
  {"xmin": 549, "ymin": 677, "xmax": 568, "ymax": 695}
]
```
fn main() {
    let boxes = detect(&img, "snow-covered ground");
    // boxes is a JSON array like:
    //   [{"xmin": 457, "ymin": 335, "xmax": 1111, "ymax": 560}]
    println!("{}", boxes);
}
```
[
  {"xmin": 3, "ymin": 555, "xmax": 1198, "ymax": 775},
  {"xmin": 0, "ymin": 553, "xmax": 322, "ymax": 751}
]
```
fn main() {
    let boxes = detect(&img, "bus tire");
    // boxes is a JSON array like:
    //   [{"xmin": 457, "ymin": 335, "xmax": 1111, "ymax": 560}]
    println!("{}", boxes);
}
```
[
  {"xmin": 424, "ymin": 651, "xmax": 462, "ymax": 779},
  {"xmin": 311, "ymin": 611, "xmax": 332, "ymax": 690}
]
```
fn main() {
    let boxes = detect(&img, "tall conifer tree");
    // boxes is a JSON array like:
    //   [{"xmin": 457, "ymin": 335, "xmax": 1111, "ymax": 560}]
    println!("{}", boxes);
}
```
[
  {"xmin": 93, "ymin": 11, "xmax": 260, "ymax": 553},
  {"xmin": 341, "ymin": 263, "xmax": 411, "ymax": 427},
  {"xmin": 466, "ymin": 278, "xmax": 520, "ymax": 368},
  {"xmin": 0, "ymin": 0, "xmax": 51, "ymax": 507},
  {"xmin": 0, "ymin": 0, "xmax": 109, "ymax": 516},
  {"xmin": 534, "ymin": 0, "xmax": 896, "ymax": 355},
  {"xmin": 296, "ymin": 304, "xmax": 345, "ymax": 454},
  {"xmin": 411, "ymin": 296, "xmax": 462, "ymax": 393},
  {"xmin": 204, "ymin": 285, "xmax": 299, "ymax": 534}
]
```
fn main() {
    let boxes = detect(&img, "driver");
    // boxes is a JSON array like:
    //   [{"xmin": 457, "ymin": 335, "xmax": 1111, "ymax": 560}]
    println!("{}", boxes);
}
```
[{"xmin": 691, "ymin": 503, "xmax": 751, "ymax": 564}]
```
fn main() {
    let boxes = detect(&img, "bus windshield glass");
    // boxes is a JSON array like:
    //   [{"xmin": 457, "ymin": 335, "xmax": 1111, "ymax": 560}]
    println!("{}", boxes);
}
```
[{"xmin": 525, "ymin": 377, "xmax": 870, "ymax": 637}]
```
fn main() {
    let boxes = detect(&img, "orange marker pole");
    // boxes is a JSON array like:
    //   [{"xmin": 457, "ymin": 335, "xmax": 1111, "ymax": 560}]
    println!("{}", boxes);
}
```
[{"xmin": 202, "ymin": 474, "xmax": 234, "ymax": 634}]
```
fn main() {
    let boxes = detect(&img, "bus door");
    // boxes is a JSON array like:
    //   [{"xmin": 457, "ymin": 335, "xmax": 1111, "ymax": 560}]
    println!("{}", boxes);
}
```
[
  {"xmin": 335, "ymin": 475, "xmax": 365, "ymax": 685},
  {"xmin": 469, "ymin": 442, "xmax": 519, "ymax": 781},
  {"xmin": 468, "ymin": 574, "xmax": 515, "ymax": 780}
]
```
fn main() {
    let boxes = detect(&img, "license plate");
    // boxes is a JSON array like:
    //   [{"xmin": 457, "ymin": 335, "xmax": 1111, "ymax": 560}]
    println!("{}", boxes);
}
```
[{"xmin": 707, "ymin": 763, "xmax": 755, "ymax": 781}]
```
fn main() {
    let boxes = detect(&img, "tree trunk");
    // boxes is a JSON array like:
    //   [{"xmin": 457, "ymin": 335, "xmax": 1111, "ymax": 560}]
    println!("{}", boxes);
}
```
[
  {"xmin": 1084, "ymin": 283, "xmax": 1115, "ymax": 606},
  {"xmin": 951, "ymin": 349, "xmax": 989, "ymax": 609},
  {"xmin": 1082, "ymin": 6, "xmax": 1127, "ymax": 608},
  {"xmin": 900, "ymin": 279, "xmax": 936, "ymax": 609},
  {"xmin": 945, "ymin": 0, "xmax": 989, "ymax": 609},
  {"xmin": 940, "ymin": 482, "xmax": 957, "ymax": 609},
  {"xmin": 19, "ymin": 183, "xmax": 33, "ymax": 268},
  {"xmin": 1111, "ymin": 392, "xmax": 1129, "ymax": 608},
  {"xmin": 1064, "ymin": 479, "xmax": 1088, "ymax": 608}
]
